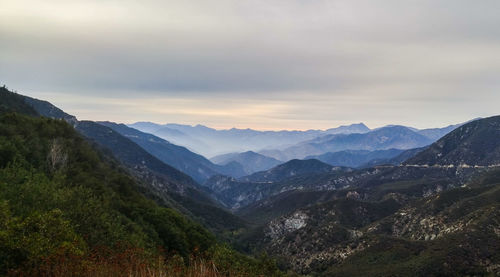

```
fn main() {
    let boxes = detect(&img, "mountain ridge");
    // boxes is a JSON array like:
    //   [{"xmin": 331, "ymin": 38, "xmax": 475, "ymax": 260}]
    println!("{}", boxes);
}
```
[
  {"xmin": 211, "ymin": 151, "xmax": 282, "ymax": 175},
  {"xmin": 264, "ymin": 125, "xmax": 434, "ymax": 161},
  {"xmin": 305, "ymin": 149, "xmax": 407, "ymax": 168},
  {"xmin": 234, "ymin": 116, "xmax": 500, "ymax": 275},
  {"xmin": 406, "ymin": 116, "xmax": 500, "ymax": 166},
  {"xmin": 98, "ymin": 121, "xmax": 246, "ymax": 182},
  {"xmin": 6, "ymin": 88, "xmax": 248, "ymax": 234},
  {"xmin": 239, "ymin": 159, "xmax": 343, "ymax": 183},
  {"xmin": 129, "ymin": 122, "xmax": 373, "ymax": 157}
]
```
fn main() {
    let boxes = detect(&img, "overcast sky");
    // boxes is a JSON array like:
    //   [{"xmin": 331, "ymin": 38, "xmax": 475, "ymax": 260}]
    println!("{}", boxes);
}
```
[{"xmin": 1, "ymin": 0, "xmax": 499, "ymax": 130}]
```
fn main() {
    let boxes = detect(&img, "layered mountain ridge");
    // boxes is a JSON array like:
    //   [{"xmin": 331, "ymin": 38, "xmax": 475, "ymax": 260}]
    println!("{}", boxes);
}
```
[
  {"xmin": 210, "ymin": 151, "xmax": 282, "ymax": 175},
  {"xmin": 2, "ymin": 85, "xmax": 498, "ymax": 276},
  {"xmin": 233, "ymin": 116, "xmax": 500, "ymax": 275},
  {"xmin": 129, "ymin": 121, "xmax": 372, "ymax": 157},
  {"xmin": 2, "ymin": 87, "xmax": 247, "ymax": 235}
]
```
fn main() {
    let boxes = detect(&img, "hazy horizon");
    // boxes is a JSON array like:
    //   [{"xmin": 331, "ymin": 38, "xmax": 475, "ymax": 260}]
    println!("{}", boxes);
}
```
[
  {"xmin": 2, "ymin": 0, "xmax": 499, "ymax": 130},
  {"xmin": 4, "ymin": 87, "xmax": 494, "ymax": 131}
]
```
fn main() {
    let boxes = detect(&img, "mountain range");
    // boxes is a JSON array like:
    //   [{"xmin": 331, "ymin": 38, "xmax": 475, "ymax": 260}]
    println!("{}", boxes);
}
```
[
  {"xmin": 305, "ymin": 148, "xmax": 407, "ymax": 168},
  {"xmin": 1, "ymin": 86, "xmax": 498, "ymax": 276},
  {"xmin": 130, "ymin": 121, "xmax": 467, "ymax": 162},
  {"xmin": 98, "ymin": 121, "xmax": 246, "ymax": 182},
  {"xmin": 239, "ymin": 159, "xmax": 343, "ymax": 183},
  {"xmin": 211, "ymin": 151, "xmax": 283, "ymax": 175},
  {"xmin": 261, "ymin": 126, "xmax": 434, "ymax": 161},
  {"xmin": 232, "ymin": 116, "xmax": 500, "ymax": 275},
  {"xmin": 203, "ymin": 159, "xmax": 351, "ymax": 209},
  {"xmin": 129, "ymin": 121, "xmax": 371, "ymax": 157}
]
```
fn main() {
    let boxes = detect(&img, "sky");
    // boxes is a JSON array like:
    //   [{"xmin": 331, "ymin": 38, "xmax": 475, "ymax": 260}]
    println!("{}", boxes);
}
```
[{"xmin": 1, "ymin": 0, "xmax": 500, "ymax": 130}]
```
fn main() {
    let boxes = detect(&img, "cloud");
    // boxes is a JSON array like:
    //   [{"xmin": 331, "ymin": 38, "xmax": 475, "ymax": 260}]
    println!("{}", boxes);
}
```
[{"xmin": 1, "ymin": 0, "xmax": 499, "ymax": 129}]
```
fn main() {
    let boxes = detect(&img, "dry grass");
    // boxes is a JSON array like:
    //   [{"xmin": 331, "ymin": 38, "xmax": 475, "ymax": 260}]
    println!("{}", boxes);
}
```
[{"xmin": 9, "ymin": 246, "xmax": 246, "ymax": 277}]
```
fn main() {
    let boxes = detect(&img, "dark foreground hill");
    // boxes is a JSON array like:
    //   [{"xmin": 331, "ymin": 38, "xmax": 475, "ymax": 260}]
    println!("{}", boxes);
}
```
[{"xmin": 0, "ymin": 113, "xmax": 215, "ymax": 272}]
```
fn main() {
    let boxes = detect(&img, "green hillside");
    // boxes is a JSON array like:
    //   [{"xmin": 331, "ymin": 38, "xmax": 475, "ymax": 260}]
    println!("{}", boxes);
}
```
[
  {"xmin": 0, "ymin": 113, "xmax": 213, "ymax": 271},
  {"xmin": 0, "ymin": 88, "xmax": 283, "ymax": 276}
]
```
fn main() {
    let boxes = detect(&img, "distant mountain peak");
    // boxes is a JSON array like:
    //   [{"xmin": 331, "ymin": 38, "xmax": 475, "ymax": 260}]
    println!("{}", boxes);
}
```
[
  {"xmin": 325, "ymin": 122, "xmax": 370, "ymax": 134},
  {"xmin": 351, "ymin": 122, "xmax": 369, "ymax": 128}
]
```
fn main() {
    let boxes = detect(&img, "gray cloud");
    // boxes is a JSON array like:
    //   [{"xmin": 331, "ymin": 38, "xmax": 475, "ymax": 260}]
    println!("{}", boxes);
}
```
[{"xmin": 1, "ymin": 0, "xmax": 499, "ymax": 129}]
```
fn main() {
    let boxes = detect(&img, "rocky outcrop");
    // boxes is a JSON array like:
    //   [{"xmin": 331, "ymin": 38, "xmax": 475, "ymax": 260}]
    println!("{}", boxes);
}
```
[{"xmin": 266, "ymin": 211, "xmax": 308, "ymax": 240}]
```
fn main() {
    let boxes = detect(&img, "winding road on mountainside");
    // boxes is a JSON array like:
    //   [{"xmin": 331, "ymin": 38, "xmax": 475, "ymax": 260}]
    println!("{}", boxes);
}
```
[{"xmin": 375, "ymin": 164, "xmax": 500, "ymax": 169}]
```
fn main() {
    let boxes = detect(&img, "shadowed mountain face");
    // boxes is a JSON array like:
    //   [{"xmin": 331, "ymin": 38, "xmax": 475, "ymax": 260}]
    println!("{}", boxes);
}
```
[
  {"xmin": 98, "ymin": 122, "xmax": 246, "ymax": 182},
  {"xmin": 406, "ymin": 116, "xmax": 500, "ymax": 166},
  {"xmin": 23, "ymin": 96, "xmax": 77, "ymax": 123},
  {"xmin": 306, "ymin": 149, "xmax": 406, "ymax": 168},
  {"xmin": 75, "ymin": 121, "xmax": 198, "ymax": 191},
  {"xmin": 239, "ymin": 159, "xmax": 341, "ymax": 183},
  {"xmin": 0, "ymin": 86, "xmax": 38, "ymax": 116},
  {"xmin": 211, "ymin": 151, "xmax": 282, "ymax": 175},
  {"xmin": 129, "ymin": 122, "xmax": 371, "ymax": 157},
  {"xmin": 416, "ymin": 123, "xmax": 464, "ymax": 140},
  {"xmin": 203, "ymin": 160, "xmax": 351, "ymax": 209},
  {"xmin": 359, "ymin": 147, "xmax": 426, "ymax": 168}
]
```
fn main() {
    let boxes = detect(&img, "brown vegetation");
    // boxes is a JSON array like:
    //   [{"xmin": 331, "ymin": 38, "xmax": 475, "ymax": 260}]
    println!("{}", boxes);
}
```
[{"xmin": 11, "ymin": 246, "xmax": 269, "ymax": 277}]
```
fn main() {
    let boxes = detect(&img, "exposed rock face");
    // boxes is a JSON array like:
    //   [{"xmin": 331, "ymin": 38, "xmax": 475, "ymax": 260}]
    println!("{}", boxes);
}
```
[
  {"xmin": 266, "ymin": 211, "xmax": 308, "ymax": 240},
  {"xmin": 244, "ymin": 173, "xmax": 500, "ymax": 275},
  {"xmin": 384, "ymin": 207, "xmax": 471, "ymax": 240},
  {"xmin": 257, "ymin": 197, "xmax": 403, "ymax": 274},
  {"xmin": 368, "ymin": 193, "xmax": 500, "ymax": 242},
  {"xmin": 346, "ymin": 191, "xmax": 361, "ymax": 200},
  {"xmin": 265, "ymin": 221, "xmax": 370, "ymax": 273}
]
